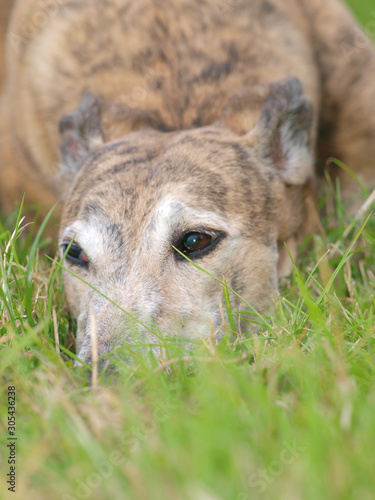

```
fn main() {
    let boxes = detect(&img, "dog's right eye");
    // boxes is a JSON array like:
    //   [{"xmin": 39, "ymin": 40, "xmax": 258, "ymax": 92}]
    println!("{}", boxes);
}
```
[{"xmin": 62, "ymin": 243, "xmax": 89, "ymax": 267}]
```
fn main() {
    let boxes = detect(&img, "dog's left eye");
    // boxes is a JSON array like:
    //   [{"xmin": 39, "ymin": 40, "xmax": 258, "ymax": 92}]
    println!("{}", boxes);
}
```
[
  {"xmin": 175, "ymin": 231, "xmax": 222, "ymax": 260},
  {"xmin": 183, "ymin": 232, "xmax": 216, "ymax": 252}
]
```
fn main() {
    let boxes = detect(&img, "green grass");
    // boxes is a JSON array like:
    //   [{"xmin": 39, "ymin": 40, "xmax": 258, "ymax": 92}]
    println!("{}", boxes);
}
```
[
  {"xmin": 1, "ymin": 178, "xmax": 374, "ymax": 500},
  {"xmin": 1, "ymin": 2, "xmax": 375, "ymax": 499},
  {"xmin": 346, "ymin": 0, "xmax": 375, "ymax": 25}
]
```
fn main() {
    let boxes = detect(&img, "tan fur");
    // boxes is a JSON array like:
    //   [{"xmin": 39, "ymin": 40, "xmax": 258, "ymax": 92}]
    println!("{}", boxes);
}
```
[
  {"xmin": 0, "ymin": 0, "xmax": 374, "ymax": 365},
  {"xmin": 0, "ymin": 0, "xmax": 12, "ymax": 90}
]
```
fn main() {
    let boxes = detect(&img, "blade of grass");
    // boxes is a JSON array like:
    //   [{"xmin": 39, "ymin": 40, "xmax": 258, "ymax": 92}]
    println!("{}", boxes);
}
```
[
  {"xmin": 222, "ymin": 277, "xmax": 237, "ymax": 335},
  {"xmin": 25, "ymin": 204, "xmax": 57, "ymax": 326}
]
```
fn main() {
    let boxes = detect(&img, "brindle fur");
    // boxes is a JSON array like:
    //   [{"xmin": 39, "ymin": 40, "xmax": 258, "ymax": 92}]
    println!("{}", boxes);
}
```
[
  {"xmin": 0, "ymin": 1, "xmax": 11, "ymax": 86},
  {"xmin": 0, "ymin": 0, "xmax": 374, "ymax": 365}
]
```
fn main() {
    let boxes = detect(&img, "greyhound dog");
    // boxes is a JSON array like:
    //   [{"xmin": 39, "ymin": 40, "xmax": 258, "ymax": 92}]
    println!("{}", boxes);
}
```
[{"xmin": 0, "ymin": 0, "xmax": 374, "ymax": 365}]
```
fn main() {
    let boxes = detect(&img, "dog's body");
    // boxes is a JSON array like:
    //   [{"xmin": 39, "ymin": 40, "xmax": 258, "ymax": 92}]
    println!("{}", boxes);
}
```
[{"xmin": 0, "ymin": 0, "xmax": 374, "ymax": 364}]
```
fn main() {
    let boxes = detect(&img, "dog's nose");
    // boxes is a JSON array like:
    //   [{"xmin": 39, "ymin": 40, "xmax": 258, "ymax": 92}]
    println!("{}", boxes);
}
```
[{"xmin": 75, "ymin": 356, "xmax": 117, "ymax": 382}]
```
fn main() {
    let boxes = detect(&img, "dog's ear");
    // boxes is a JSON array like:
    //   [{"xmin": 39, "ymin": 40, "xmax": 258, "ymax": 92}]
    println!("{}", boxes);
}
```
[
  {"xmin": 59, "ymin": 92, "xmax": 104, "ymax": 178},
  {"xmin": 219, "ymin": 77, "xmax": 313, "ymax": 186}
]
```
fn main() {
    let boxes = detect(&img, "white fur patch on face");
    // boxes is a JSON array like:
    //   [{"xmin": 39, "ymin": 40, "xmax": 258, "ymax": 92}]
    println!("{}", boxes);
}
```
[
  {"xmin": 60, "ymin": 220, "xmax": 107, "ymax": 262},
  {"xmin": 143, "ymin": 196, "xmax": 232, "ymax": 249}
]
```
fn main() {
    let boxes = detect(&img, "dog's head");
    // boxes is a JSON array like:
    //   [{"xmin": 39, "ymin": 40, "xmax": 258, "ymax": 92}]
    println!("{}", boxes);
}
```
[{"xmin": 58, "ymin": 77, "xmax": 315, "ymax": 366}]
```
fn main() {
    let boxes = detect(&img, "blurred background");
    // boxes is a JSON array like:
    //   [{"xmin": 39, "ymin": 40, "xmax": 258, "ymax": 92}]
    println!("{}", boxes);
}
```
[
  {"xmin": 0, "ymin": 0, "xmax": 11, "ymax": 88},
  {"xmin": 0, "ymin": 0, "xmax": 374, "ymax": 91}
]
